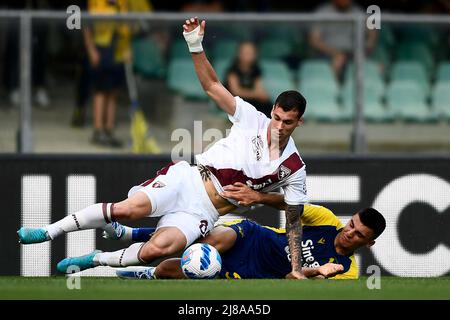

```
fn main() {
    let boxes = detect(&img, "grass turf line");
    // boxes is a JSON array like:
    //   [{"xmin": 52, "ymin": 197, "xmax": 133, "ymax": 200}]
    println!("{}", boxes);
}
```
[{"xmin": 0, "ymin": 277, "xmax": 449, "ymax": 300}]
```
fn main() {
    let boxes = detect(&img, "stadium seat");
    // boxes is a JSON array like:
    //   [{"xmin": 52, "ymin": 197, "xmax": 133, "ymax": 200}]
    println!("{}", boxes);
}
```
[
  {"xmin": 395, "ymin": 42, "xmax": 434, "ymax": 74},
  {"xmin": 386, "ymin": 81, "xmax": 437, "ymax": 122},
  {"xmin": 260, "ymin": 39, "xmax": 292, "ymax": 59},
  {"xmin": 436, "ymin": 62, "xmax": 450, "ymax": 83},
  {"xmin": 299, "ymin": 60, "xmax": 337, "ymax": 87},
  {"xmin": 169, "ymin": 39, "xmax": 191, "ymax": 60},
  {"xmin": 397, "ymin": 26, "xmax": 439, "ymax": 49},
  {"xmin": 390, "ymin": 61, "xmax": 430, "ymax": 97},
  {"xmin": 344, "ymin": 60, "xmax": 384, "ymax": 84},
  {"xmin": 431, "ymin": 83, "xmax": 450, "ymax": 121},
  {"xmin": 213, "ymin": 59, "xmax": 232, "ymax": 83},
  {"xmin": 300, "ymin": 82, "xmax": 345, "ymax": 122},
  {"xmin": 167, "ymin": 59, "xmax": 207, "ymax": 100},
  {"xmin": 260, "ymin": 60, "xmax": 296, "ymax": 103},
  {"xmin": 132, "ymin": 38, "xmax": 166, "ymax": 79},
  {"xmin": 212, "ymin": 40, "xmax": 239, "ymax": 63},
  {"xmin": 341, "ymin": 77, "xmax": 387, "ymax": 122},
  {"xmin": 364, "ymin": 100, "xmax": 395, "ymax": 123},
  {"xmin": 370, "ymin": 44, "xmax": 391, "ymax": 70}
]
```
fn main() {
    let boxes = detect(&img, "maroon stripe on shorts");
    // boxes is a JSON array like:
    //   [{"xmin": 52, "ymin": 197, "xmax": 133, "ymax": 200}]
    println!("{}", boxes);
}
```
[{"xmin": 140, "ymin": 161, "xmax": 176, "ymax": 187}]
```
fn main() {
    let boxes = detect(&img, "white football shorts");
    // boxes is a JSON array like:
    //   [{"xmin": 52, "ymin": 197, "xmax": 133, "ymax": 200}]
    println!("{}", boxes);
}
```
[{"xmin": 127, "ymin": 160, "xmax": 219, "ymax": 247}]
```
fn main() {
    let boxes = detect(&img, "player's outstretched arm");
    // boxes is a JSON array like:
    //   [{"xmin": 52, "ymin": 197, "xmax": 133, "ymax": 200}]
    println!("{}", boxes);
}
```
[
  {"xmin": 183, "ymin": 17, "xmax": 236, "ymax": 115},
  {"xmin": 285, "ymin": 204, "xmax": 307, "ymax": 280}
]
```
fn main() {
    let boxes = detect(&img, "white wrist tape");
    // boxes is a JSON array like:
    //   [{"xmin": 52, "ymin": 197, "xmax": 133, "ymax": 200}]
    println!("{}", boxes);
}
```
[{"xmin": 183, "ymin": 25, "xmax": 204, "ymax": 53}]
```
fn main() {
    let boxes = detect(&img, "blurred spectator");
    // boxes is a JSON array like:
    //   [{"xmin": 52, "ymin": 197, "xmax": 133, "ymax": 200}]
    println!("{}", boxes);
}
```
[
  {"xmin": 308, "ymin": 0, "xmax": 378, "ymax": 81},
  {"xmin": 225, "ymin": 41, "xmax": 272, "ymax": 117},
  {"xmin": 83, "ymin": 0, "xmax": 152, "ymax": 148},
  {"xmin": 2, "ymin": 0, "xmax": 51, "ymax": 108}
]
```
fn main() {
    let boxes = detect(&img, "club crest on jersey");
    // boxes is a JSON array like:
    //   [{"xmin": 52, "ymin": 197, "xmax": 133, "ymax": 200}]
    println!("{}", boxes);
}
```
[
  {"xmin": 151, "ymin": 181, "xmax": 166, "ymax": 188},
  {"xmin": 251, "ymin": 135, "xmax": 263, "ymax": 161},
  {"xmin": 278, "ymin": 165, "xmax": 291, "ymax": 180}
]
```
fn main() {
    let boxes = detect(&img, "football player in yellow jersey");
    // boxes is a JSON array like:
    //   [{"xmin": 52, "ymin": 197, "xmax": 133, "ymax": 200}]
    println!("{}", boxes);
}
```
[{"xmin": 110, "ymin": 203, "xmax": 386, "ymax": 280}]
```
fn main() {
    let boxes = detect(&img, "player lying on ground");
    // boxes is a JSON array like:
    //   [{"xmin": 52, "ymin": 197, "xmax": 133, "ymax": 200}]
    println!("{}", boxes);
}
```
[
  {"xmin": 18, "ymin": 17, "xmax": 310, "ymax": 279},
  {"xmin": 107, "ymin": 204, "xmax": 386, "ymax": 279}
]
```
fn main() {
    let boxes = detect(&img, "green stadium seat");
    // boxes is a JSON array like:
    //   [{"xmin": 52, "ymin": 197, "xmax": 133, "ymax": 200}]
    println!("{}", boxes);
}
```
[
  {"xmin": 436, "ymin": 62, "xmax": 450, "ymax": 83},
  {"xmin": 300, "ymin": 82, "xmax": 345, "ymax": 122},
  {"xmin": 395, "ymin": 42, "xmax": 434, "ymax": 74},
  {"xmin": 341, "ymin": 77, "xmax": 386, "ymax": 121},
  {"xmin": 167, "ymin": 59, "xmax": 207, "ymax": 100},
  {"xmin": 260, "ymin": 60, "xmax": 295, "ymax": 103},
  {"xmin": 213, "ymin": 59, "xmax": 232, "ymax": 83},
  {"xmin": 364, "ymin": 100, "xmax": 395, "ymax": 123},
  {"xmin": 431, "ymin": 83, "xmax": 450, "ymax": 121},
  {"xmin": 169, "ymin": 39, "xmax": 191, "ymax": 60},
  {"xmin": 370, "ymin": 44, "xmax": 391, "ymax": 69},
  {"xmin": 344, "ymin": 60, "xmax": 384, "ymax": 84},
  {"xmin": 260, "ymin": 39, "xmax": 292, "ymax": 59},
  {"xmin": 386, "ymin": 81, "xmax": 437, "ymax": 122},
  {"xmin": 299, "ymin": 60, "xmax": 336, "ymax": 86},
  {"xmin": 263, "ymin": 25, "xmax": 303, "ymax": 45},
  {"xmin": 397, "ymin": 26, "xmax": 439, "ymax": 49},
  {"xmin": 132, "ymin": 38, "xmax": 166, "ymax": 79},
  {"xmin": 378, "ymin": 25, "xmax": 395, "ymax": 50},
  {"xmin": 390, "ymin": 61, "xmax": 430, "ymax": 97},
  {"xmin": 212, "ymin": 40, "xmax": 239, "ymax": 63}
]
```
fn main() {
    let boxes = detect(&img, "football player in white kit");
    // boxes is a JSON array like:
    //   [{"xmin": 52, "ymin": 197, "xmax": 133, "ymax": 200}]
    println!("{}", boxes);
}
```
[{"xmin": 18, "ymin": 17, "xmax": 308, "ymax": 279}]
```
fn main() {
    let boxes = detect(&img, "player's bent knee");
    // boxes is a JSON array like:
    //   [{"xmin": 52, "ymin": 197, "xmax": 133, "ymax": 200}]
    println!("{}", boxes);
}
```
[
  {"xmin": 138, "ymin": 242, "xmax": 169, "ymax": 262},
  {"xmin": 112, "ymin": 195, "xmax": 151, "ymax": 221}
]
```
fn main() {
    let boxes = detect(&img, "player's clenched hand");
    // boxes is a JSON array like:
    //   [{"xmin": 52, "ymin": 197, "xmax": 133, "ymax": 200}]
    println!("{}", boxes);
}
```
[
  {"xmin": 183, "ymin": 17, "xmax": 205, "ymax": 34},
  {"xmin": 220, "ymin": 182, "xmax": 260, "ymax": 206},
  {"xmin": 183, "ymin": 17, "xmax": 206, "ymax": 53},
  {"xmin": 318, "ymin": 263, "xmax": 344, "ymax": 278}
]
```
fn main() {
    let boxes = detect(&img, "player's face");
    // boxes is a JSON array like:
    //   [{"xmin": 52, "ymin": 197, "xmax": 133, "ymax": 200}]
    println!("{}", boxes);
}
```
[
  {"xmin": 338, "ymin": 213, "xmax": 375, "ymax": 251},
  {"xmin": 270, "ymin": 106, "xmax": 302, "ymax": 142}
]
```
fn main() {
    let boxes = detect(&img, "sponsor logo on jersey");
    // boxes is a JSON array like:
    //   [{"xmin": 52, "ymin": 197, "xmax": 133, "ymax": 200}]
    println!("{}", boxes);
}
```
[
  {"xmin": 152, "ymin": 181, "xmax": 166, "ymax": 188},
  {"xmin": 318, "ymin": 238, "xmax": 326, "ymax": 244},
  {"xmin": 301, "ymin": 239, "xmax": 320, "ymax": 268},
  {"xmin": 251, "ymin": 135, "xmax": 263, "ymax": 161},
  {"xmin": 246, "ymin": 178, "xmax": 273, "ymax": 190},
  {"xmin": 278, "ymin": 165, "xmax": 291, "ymax": 180}
]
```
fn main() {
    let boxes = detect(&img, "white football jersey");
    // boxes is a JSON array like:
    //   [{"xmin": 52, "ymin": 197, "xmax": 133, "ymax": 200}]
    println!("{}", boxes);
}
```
[{"xmin": 195, "ymin": 96, "xmax": 308, "ymax": 207}]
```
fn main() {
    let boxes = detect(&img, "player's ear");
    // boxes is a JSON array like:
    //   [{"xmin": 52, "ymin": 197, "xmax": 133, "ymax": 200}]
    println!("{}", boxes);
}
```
[
  {"xmin": 366, "ymin": 240, "xmax": 375, "ymax": 248},
  {"xmin": 297, "ymin": 117, "xmax": 304, "ymax": 126}
]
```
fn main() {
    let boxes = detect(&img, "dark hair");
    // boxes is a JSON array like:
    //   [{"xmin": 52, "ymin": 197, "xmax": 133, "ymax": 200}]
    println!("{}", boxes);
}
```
[
  {"xmin": 274, "ymin": 90, "xmax": 307, "ymax": 118},
  {"xmin": 357, "ymin": 208, "xmax": 386, "ymax": 239}
]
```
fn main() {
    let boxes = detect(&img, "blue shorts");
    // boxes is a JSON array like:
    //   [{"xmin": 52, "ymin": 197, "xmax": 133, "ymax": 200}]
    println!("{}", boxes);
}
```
[{"xmin": 219, "ymin": 220, "xmax": 290, "ymax": 279}]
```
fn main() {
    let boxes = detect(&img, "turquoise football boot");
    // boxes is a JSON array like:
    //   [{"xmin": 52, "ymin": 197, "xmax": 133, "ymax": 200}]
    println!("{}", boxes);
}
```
[
  {"xmin": 17, "ymin": 227, "xmax": 50, "ymax": 244},
  {"xmin": 57, "ymin": 250, "xmax": 102, "ymax": 274}
]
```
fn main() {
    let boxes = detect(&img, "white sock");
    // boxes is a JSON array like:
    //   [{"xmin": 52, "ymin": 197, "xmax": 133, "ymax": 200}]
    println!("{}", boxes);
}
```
[
  {"xmin": 45, "ymin": 203, "xmax": 114, "ymax": 239},
  {"xmin": 94, "ymin": 242, "xmax": 145, "ymax": 267}
]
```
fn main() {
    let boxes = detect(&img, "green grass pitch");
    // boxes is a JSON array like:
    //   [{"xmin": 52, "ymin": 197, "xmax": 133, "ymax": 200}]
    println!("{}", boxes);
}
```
[{"xmin": 1, "ymin": 277, "xmax": 449, "ymax": 300}]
